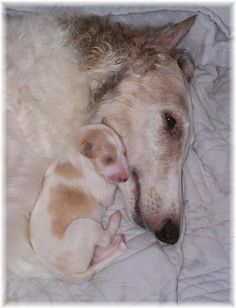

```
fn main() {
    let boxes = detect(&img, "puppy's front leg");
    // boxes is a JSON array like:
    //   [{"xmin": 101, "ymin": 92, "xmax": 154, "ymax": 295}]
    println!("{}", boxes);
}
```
[{"xmin": 118, "ymin": 170, "xmax": 140, "ymax": 223}]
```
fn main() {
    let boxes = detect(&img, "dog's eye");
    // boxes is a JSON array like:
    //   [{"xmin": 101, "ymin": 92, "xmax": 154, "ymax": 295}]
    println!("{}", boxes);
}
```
[
  {"xmin": 165, "ymin": 113, "xmax": 176, "ymax": 129},
  {"xmin": 103, "ymin": 155, "xmax": 114, "ymax": 165}
]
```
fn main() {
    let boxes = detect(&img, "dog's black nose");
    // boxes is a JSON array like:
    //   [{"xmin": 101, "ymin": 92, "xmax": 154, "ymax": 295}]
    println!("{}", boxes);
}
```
[{"xmin": 155, "ymin": 220, "xmax": 179, "ymax": 244}]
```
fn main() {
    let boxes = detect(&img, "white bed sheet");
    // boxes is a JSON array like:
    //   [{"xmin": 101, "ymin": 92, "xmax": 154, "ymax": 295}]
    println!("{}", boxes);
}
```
[{"xmin": 5, "ymin": 5, "xmax": 231, "ymax": 303}]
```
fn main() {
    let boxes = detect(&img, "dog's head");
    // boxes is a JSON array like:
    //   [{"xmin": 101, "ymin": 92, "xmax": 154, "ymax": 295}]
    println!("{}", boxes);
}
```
[
  {"xmin": 126, "ymin": 57, "xmax": 193, "ymax": 244},
  {"xmin": 87, "ymin": 16, "xmax": 196, "ymax": 244},
  {"xmin": 77, "ymin": 123, "xmax": 129, "ymax": 184}
]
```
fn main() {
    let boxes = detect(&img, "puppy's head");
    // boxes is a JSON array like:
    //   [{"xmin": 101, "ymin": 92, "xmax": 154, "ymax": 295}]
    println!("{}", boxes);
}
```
[{"xmin": 78, "ymin": 124, "xmax": 129, "ymax": 183}]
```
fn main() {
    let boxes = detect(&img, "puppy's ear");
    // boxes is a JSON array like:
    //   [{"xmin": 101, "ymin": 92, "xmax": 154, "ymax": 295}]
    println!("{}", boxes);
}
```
[
  {"xmin": 80, "ymin": 142, "xmax": 94, "ymax": 158},
  {"xmin": 170, "ymin": 49, "xmax": 195, "ymax": 83}
]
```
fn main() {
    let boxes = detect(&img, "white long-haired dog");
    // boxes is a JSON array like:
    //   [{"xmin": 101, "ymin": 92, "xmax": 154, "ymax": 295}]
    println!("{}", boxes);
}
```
[{"xmin": 6, "ymin": 12, "xmax": 195, "ymax": 278}]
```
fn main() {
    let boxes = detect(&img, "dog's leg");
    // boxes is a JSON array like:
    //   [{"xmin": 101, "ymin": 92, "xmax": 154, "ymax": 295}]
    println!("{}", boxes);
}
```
[
  {"xmin": 93, "ymin": 211, "xmax": 125, "ymax": 263},
  {"xmin": 92, "ymin": 233, "xmax": 126, "ymax": 263},
  {"xmin": 55, "ymin": 218, "xmax": 126, "ymax": 283}
]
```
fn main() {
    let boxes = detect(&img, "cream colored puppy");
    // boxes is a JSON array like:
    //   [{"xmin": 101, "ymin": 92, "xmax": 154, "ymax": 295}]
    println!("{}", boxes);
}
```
[{"xmin": 30, "ymin": 123, "xmax": 129, "ymax": 283}]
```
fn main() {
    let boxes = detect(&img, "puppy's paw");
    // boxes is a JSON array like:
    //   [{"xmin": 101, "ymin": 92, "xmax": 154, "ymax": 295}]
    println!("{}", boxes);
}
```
[
  {"xmin": 107, "ymin": 210, "xmax": 122, "ymax": 236},
  {"xmin": 93, "ymin": 232, "xmax": 127, "ymax": 263}
]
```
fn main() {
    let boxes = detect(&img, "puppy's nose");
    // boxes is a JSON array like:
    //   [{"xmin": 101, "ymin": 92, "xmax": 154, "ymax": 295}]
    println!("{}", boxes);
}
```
[
  {"xmin": 117, "ymin": 167, "xmax": 128, "ymax": 182},
  {"xmin": 155, "ymin": 219, "xmax": 179, "ymax": 244},
  {"xmin": 119, "ymin": 175, "xmax": 128, "ymax": 182}
]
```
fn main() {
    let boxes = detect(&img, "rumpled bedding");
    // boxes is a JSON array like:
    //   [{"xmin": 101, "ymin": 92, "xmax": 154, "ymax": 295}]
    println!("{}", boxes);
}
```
[{"xmin": 5, "ymin": 5, "xmax": 231, "ymax": 303}]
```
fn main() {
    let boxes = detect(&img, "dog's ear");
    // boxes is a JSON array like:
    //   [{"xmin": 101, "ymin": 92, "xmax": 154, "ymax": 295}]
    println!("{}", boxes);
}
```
[
  {"xmin": 80, "ymin": 142, "xmax": 94, "ymax": 158},
  {"xmin": 170, "ymin": 49, "xmax": 195, "ymax": 82},
  {"xmin": 144, "ymin": 16, "xmax": 196, "ymax": 50}
]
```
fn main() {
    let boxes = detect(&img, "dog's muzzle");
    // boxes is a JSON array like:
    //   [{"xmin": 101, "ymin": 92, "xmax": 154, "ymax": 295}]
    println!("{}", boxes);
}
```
[{"xmin": 132, "ymin": 170, "xmax": 180, "ymax": 245}]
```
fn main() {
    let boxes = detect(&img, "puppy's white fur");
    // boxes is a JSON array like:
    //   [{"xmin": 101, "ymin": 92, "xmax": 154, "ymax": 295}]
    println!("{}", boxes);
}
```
[{"xmin": 30, "ymin": 124, "xmax": 128, "ymax": 283}]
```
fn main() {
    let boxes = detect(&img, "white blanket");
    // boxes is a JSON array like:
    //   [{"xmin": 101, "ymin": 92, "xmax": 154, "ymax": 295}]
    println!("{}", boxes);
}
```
[{"xmin": 5, "ymin": 5, "xmax": 231, "ymax": 303}]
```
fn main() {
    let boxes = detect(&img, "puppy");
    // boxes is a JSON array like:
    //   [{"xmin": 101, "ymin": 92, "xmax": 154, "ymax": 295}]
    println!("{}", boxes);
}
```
[{"xmin": 30, "ymin": 123, "xmax": 129, "ymax": 283}]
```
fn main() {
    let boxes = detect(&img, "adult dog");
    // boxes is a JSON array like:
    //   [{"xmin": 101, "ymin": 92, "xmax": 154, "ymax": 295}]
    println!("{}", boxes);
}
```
[{"xmin": 6, "ymin": 12, "xmax": 195, "ymax": 278}]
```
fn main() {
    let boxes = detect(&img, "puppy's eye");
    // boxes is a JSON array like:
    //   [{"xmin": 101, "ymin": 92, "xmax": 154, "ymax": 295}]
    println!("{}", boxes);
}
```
[
  {"xmin": 103, "ymin": 155, "xmax": 114, "ymax": 165},
  {"xmin": 165, "ymin": 113, "xmax": 176, "ymax": 129}
]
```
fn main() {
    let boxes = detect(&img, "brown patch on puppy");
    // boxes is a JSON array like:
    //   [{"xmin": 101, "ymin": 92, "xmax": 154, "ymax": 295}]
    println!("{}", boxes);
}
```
[
  {"xmin": 77, "ymin": 129, "xmax": 117, "ymax": 162},
  {"xmin": 48, "ymin": 185, "xmax": 96, "ymax": 239},
  {"xmin": 55, "ymin": 162, "xmax": 83, "ymax": 179}
]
